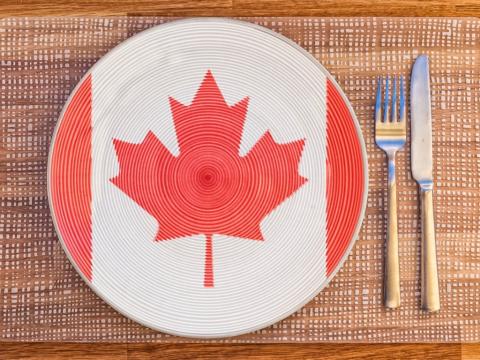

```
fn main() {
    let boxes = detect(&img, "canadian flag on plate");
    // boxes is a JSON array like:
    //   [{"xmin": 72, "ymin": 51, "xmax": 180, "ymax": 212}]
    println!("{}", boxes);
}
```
[{"xmin": 48, "ymin": 19, "xmax": 366, "ymax": 338}]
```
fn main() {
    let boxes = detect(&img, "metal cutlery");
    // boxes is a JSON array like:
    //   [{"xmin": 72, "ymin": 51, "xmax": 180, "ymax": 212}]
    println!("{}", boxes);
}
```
[
  {"xmin": 375, "ymin": 75, "xmax": 406, "ymax": 309},
  {"xmin": 410, "ymin": 55, "xmax": 440, "ymax": 312}
]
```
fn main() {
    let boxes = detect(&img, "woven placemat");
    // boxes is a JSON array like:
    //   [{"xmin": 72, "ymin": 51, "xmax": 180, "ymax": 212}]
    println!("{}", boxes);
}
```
[{"xmin": 1, "ymin": 17, "xmax": 479, "ymax": 343}]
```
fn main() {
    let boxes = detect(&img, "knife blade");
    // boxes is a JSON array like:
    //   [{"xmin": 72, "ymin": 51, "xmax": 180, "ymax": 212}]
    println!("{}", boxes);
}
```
[
  {"xmin": 410, "ymin": 55, "xmax": 440, "ymax": 312},
  {"xmin": 411, "ymin": 55, "xmax": 433, "ymax": 184}
]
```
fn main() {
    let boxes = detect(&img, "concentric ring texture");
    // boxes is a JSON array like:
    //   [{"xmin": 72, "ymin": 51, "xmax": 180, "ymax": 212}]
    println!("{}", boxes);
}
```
[{"xmin": 48, "ymin": 19, "xmax": 367, "ymax": 338}]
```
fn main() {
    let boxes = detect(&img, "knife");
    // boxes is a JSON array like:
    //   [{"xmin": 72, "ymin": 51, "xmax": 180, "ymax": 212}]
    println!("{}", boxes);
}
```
[{"xmin": 410, "ymin": 55, "xmax": 440, "ymax": 312}]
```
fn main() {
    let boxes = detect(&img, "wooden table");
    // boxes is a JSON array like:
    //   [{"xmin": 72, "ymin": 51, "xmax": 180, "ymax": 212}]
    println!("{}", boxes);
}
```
[{"xmin": 1, "ymin": 1, "xmax": 479, "ymax": 359}]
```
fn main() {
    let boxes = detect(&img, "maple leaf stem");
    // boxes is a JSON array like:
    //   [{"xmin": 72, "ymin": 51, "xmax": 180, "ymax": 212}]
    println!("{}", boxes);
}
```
[{"xmin": 204, "ymin": 234, "xmax": 214, "ymax": 287}]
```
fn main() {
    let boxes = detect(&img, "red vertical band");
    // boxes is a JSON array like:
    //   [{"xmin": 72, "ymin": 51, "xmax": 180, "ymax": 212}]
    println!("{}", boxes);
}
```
[
  {"xmin": 326, "ymin": 80, "xmax": 364, "ymax": 275},
  {"xmin": 50, "ymin": 75, "xmax": 93, "ymax": 280}
]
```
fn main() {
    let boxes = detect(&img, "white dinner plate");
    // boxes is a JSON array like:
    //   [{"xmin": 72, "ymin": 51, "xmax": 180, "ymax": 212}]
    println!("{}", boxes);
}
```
[{"xmin": 48, "ymin": 18, "xmax": 368, "ymax": 338}]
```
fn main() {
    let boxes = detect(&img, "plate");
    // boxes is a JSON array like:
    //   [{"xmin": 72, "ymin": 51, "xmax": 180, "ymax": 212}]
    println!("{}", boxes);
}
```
[{"xmin": 48, "ymin": 18, "xmax": 368, "ymax": 338}]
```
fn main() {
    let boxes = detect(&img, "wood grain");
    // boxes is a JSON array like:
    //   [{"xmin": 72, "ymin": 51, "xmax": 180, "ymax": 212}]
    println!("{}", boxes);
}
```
[
  {"xmin": 0, "ymin": 343, "xmax": 473, "ymax": 359},
  {"xmin": 461, "ymin": 344, "xmax": 480, "ymax": 360},
  {"xmin": 0, "ymin": 0, "xmax": 479, "ymax": 17},
  {"xmin": 0, "ymin": 343, "xmax": 128, "ymax": 360},
  {"xmin": 126, "ymin": 344, "xmax": 463, "ymax": 359},
  {"xmin": 233, "ymin": 0, "xmax": 480, "ymax": 17}
]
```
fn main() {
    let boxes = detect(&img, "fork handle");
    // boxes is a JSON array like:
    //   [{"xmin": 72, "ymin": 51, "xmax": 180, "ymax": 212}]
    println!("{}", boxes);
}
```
[
  {"xmin": 385, "ymin": 156, "xmax": 400, "ymax": 309},
  {"xmin": 420, "ymin": 186, "xmax": 440, "ymax": 312}
]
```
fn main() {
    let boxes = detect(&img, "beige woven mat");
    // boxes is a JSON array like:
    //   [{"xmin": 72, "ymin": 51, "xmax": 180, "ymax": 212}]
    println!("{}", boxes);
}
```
[{"xmin": 1, "ymin": 17, "xmax": 479, "ymax": 343}]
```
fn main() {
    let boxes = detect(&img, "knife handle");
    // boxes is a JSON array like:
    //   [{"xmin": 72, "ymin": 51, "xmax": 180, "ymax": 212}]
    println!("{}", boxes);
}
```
[
  {"xmin": 420, "ymin": 185, "xmax": 440, "ymax": 312},
  {"xmin": 384, "ymin": 156, "xmax": 400, "ymax": 309}
]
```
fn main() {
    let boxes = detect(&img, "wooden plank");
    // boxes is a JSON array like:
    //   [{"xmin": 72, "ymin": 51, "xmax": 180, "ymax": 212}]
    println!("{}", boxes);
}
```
[
  {"xmin": 0, "ymin": 343, "xmax": 128, "ymax": 360},
  {"xmin": 0, "ymin": 343, "xmax": 473, "ymax": 359},
  {"xmin": 126, "ymin": 343, "xmax": 462, "ymax": 360},
  {"xmin": 0, "ymin": 0, "xmax": 232, "ymax": 16},
  {"xmin": 0, "ymin": 0, "xmax": 479, "ymax": 17},
  {"xmin": 233, "ymin": 0, "xmax": 480, "ymax": 17},
  {"xmin": 461, "ymin": 344, "xmax": 480, "ymax": 360}
]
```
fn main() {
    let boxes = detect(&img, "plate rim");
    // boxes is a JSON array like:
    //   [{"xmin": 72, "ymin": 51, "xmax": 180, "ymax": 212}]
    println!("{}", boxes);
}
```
[{"xmin": 47, "ymin": 17, "xmax": 369, "ymax": 339}]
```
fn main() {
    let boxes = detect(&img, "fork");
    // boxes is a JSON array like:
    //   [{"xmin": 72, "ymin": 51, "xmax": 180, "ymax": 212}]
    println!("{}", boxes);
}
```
[{"xmin": 375, "ymin": 75, "xmax": 406, "ymax": 309}]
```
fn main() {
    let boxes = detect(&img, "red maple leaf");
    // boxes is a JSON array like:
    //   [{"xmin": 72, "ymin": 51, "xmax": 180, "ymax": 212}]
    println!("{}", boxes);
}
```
[{"xmin": 111, "ymin": 71, "xmax": 307, "ymax": 287}]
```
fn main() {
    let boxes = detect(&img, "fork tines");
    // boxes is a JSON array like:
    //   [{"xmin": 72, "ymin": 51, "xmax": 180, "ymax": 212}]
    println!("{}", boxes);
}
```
[{"xmin": 375, "ymin": 76, "xmax": 406, "ymax": 147}]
